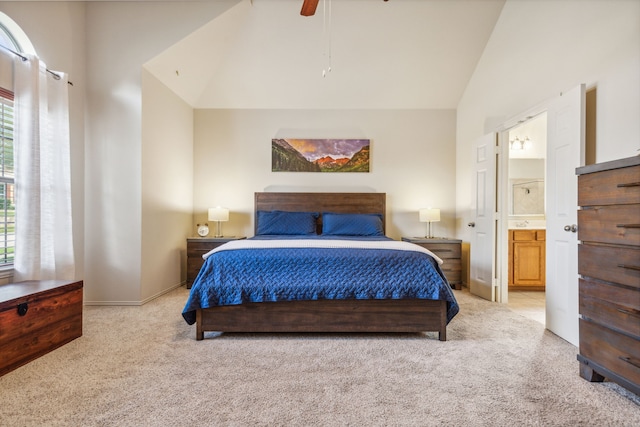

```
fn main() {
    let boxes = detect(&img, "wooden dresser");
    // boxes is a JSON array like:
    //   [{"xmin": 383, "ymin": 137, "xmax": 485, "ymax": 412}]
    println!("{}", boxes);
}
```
[
  {"xmin": 186, "ymin": 237, "xmax": 246, "ymax": 288},
  {"xmin": 401, "ymin": 237, "xmax": 462, "ymax": 289},
  {"xmin": 576, "ymin": 156, "xmax": 640, "ymax": 396}
]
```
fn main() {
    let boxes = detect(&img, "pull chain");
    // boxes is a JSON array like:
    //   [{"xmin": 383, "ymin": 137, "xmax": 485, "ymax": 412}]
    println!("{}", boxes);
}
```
[{"xmin": 322, "ymin": 0, "xmax": 332, "ymax": 77}]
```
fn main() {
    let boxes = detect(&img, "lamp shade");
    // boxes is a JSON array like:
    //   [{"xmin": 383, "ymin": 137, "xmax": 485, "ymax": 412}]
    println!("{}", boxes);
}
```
[
  {"xmin": 419, "ymin": 208, "xmax": 440, "ymax": 222},
  {"xmin": 208, "ymin": 207, "xmax": 229, "ymax": 222}
]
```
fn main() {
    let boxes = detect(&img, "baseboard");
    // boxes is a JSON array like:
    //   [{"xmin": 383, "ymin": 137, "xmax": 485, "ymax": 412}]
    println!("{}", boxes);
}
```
[
  {"xmin": 140, "ymin": 283, "xmax": 184, "ymax": 305},
  {"xmin": 84, "ymin": 282, "xmax": 184, "ymax": 306}
]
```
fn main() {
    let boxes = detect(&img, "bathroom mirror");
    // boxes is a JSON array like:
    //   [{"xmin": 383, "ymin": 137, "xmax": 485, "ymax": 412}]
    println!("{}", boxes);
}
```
[{"xmin": 510, "ymin": 178, "xmax": 545, "ymax": 216}]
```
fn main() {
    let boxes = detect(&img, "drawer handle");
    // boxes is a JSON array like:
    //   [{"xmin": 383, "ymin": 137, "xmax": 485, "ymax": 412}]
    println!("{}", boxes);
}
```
[
  {"xmin": 617, "ymin": 307, "xmax": 640, "ymax": 318},
  {"xmin": 617, "ymin": 182, "xmax": 640, "ymax": 188},
  {"xmin": 616, "ymin": 224, "xmax": 640, "ymax": 229},
  {"xmin": 618, "ymin": 264, "xmax": 640, "ymax": 272},
  {"xmin": 435, "ymin": 249, "xmax": 453, "ymax": 252},
  {"xmin": 17, "ymin": 302, "xmax": 28, "ymax": 316},
  {"xmin": 619, "ymin": 356, "xmax": 640, "ymax": 370}
]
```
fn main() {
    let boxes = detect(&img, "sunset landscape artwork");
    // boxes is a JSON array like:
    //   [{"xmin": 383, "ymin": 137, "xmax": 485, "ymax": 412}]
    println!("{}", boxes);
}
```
[{"xmin": 272, "ymin": 138, "xmax": 370, "ymax": 172}]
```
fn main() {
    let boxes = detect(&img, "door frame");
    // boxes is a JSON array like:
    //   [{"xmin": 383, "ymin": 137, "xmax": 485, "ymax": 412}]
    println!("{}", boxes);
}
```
[{"xmin": 495, "ymin": 103, "xmax": 549, "ymax": 304}]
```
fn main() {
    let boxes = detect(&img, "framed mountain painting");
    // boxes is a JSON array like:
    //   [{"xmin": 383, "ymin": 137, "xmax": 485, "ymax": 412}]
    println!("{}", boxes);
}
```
[{"xmin": 272, "ymin": 138, "xmax": 370, "ymax": 172}]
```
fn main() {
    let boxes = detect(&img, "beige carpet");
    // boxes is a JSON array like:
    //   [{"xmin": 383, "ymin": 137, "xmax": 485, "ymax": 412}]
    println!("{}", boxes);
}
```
[{"xmin": 1, "ymin": 286, "xmax": 638, "ymax": 426}]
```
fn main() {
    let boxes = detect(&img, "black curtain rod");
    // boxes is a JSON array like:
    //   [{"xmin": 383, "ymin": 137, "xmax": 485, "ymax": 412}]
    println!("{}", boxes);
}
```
[{"xmin": 0, "ymin": 44, "xmax": 73, "ymax": 86}]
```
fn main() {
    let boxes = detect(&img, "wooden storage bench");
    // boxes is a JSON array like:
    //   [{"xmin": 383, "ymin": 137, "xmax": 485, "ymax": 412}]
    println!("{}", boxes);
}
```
[{"xmin": 0, "ymin": 280, "xmax": 83, "ymax": 376}]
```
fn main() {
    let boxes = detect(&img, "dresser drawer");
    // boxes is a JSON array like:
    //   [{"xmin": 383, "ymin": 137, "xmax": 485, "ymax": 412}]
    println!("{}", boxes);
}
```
[
  {"xmin": 441, "ymin": 258, "xmax": 462, "ymax": 271},
  {"xmin": 579, "ymin": 319, "xmax": 640, "ymax": 387},
  {"xmin": 442, "ymin": 271, "xmax": 461, "ymax": 285},
  {"xmin": 580, "ymin": 278, "xmax": 640, "ymax": 338},
  {"xmin": 578, "ymin": 205, "xmax": 640, "ymax": 246},
  {"xmin": 424, "ymin": 243, "xmax": 461, "ymax": 259},
  {"xmin": 578, "ymin": 164, "xmax": 640, "ymax": 206},
  {"xmin": 579, "ymin": 244, "xmax": 640, "ymax": 289},
  {"xmin": 187, "ymin": 241, "xmax": 220, "ymax": 257},
  {"xmin": 187, "ymin": 259, "xmax": 206, "ymax": 281},
  {"xmin": 440, "ymin": 259, "xmax": 461, "ymax": 280}
]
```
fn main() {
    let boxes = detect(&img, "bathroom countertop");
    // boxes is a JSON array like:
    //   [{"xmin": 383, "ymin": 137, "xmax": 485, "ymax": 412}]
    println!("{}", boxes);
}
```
[{"xmin": 508, "ymin": 219, "xmax": 546, "ymax": 229}]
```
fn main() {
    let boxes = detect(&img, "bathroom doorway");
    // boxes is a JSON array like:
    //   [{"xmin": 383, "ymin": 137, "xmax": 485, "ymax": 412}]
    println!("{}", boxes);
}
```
[
  {"xmin": 504, "ymin": 113, "xmax": 547, "ymax": 324},
  {"xmin": 492, "ymin": 86, "xmax": 593, "ymax": 340}
]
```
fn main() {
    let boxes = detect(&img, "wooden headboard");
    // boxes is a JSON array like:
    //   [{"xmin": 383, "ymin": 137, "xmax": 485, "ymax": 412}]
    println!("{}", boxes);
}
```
[{"xmin": 254, "ymin": 192, "xmax": 386, "ymax": 235}]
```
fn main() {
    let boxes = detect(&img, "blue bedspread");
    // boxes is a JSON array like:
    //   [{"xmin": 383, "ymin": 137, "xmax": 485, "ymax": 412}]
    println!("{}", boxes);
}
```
[{"xmin": 182, "ymin": 240, "xmax": 459, "ymax": 325}]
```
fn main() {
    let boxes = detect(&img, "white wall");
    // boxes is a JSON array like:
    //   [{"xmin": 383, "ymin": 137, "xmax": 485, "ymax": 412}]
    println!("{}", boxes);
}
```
[
  {"xmin": 1, "ymin": 1, "xmax": 237, "ymax": 303},
  {"xmin": 140, "ymin": 70, "xmax": 194, "ymax": 302},
  {"xmin": 508, "ymin": 159, "xmax": 544, "ymax": 181},
  {"xmin": 193, "ymin": 109, "xmax": 457, "ymax": 240},
  {"xmin": 456, "ymin": 0, "xmax": 640, "ymax": 243},
  {"xmin": 82, "ymin": 1, "xmax": 237, "ymax": 304}
]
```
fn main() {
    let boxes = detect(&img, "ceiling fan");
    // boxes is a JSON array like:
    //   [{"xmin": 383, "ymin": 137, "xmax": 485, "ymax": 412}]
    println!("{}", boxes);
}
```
[{"xmin": 301, "ymin": 0, "xmax": 388, "ymax": 17}]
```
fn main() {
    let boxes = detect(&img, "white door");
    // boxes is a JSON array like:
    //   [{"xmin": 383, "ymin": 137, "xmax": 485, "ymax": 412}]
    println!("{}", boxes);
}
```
[
  {"xmin": 470, "ymin": 133, "xmax": 497, "ymax": 301},
  {"xmin": 545, "ymin": 84, "xmax": 585, "ymax": 346}
]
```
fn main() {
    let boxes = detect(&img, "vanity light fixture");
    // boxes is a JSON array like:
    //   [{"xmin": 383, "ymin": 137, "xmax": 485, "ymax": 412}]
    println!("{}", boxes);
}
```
[
  {"xmin": 208, "ymin": 206, "xmax": 229, "ymax": 238},
  {"xmin": 419, "ymin": 208, "xmax": 440, "ymax": 239},
  {"xmin": 510, "ymin": 136, "xmax": 531, "ymax": 151}
]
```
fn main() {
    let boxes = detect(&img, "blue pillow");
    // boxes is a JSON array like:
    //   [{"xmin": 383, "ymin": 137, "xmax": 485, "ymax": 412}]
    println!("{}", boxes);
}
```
[
  {"xmin": 322, "ymin": 213, "xmax": 385, "ymax": 236},
  {"xmin": 256, "ymin": 211, "xmax": 319, "ymax": 235}
]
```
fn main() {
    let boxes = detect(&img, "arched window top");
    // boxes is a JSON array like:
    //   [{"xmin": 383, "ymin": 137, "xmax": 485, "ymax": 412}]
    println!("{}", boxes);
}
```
[
  {"xmin": 0, "ymin": 12, "xmax": 36, "ymax": 54},
  {"xmin": 0, "ymin": 23, "xmax": 19, "ymax": 51}
]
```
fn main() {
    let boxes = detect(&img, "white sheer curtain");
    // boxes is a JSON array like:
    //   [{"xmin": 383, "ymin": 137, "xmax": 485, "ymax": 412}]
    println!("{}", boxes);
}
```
[{"xmin": 13, "ymin": 53, "xmax": 75, "ymax": 281}]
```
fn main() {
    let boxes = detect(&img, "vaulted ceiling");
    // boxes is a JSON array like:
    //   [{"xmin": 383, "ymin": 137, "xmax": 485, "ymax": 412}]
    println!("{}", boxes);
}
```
[{"xmin": 144, "ymin": 0, "xmax": 505, "ymax": 109}]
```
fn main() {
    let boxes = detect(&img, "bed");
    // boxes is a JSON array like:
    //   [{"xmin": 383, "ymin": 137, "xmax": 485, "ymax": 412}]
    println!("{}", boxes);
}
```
[{"xmin": 182, "ymin": 192, "xmax": 459, "ymax": 341}]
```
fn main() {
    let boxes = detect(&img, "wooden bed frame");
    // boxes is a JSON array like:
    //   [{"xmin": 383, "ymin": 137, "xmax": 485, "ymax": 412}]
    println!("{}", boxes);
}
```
[{"xmin": 195, "ymin": 192, "xmax": 449, "ymax": 341}]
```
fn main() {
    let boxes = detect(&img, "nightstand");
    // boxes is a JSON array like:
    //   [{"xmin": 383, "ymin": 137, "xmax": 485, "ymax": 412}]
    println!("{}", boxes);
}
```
[
  {"xmin": 402, "ymin": 237, "xmax": 462, "ymax": 290},
  {"xmin": 186, "ymin": 236, "xmax": 246, "ymax": 288}
]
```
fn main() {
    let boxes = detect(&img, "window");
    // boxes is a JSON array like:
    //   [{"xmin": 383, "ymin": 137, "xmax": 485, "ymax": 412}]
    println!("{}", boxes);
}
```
[
  {"xmin": 0, "ymin": 12, "xmax": 37, "ymax": 270},
  {"xmin": 0, "ymin": 22, "xmax": 20, "ymax": 52},
  {"xmin": 0, "ymin": 88, "xmax": 14, "ymax": 266},
  {"xmin": 0, "ymin": 14, "xmax": 24, "ymax": 269},
  {"xmin": 0, "ymin": 89, "xmax": 14, "ymax": 266}
]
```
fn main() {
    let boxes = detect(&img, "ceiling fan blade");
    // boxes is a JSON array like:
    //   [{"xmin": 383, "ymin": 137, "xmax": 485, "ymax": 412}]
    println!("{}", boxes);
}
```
[{"xmin": 300, "ymin": 0, "xmax": 319, "ymax": 16}]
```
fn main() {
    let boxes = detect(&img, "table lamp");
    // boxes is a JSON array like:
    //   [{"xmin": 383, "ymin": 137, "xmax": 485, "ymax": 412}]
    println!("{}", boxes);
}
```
[
  {"xmin": 208, "ymin": 206, "xmax": 229, "ymax": 238},
  {"xmin": 419, "ymin": 208, "xmax": 440, "ymax": 239}
]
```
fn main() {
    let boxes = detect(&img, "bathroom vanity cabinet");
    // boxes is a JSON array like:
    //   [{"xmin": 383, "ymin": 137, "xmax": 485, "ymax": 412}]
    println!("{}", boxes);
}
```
[{"xmin": 508, "ymin": 229, "xmax": 546, "ymax": 290}]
